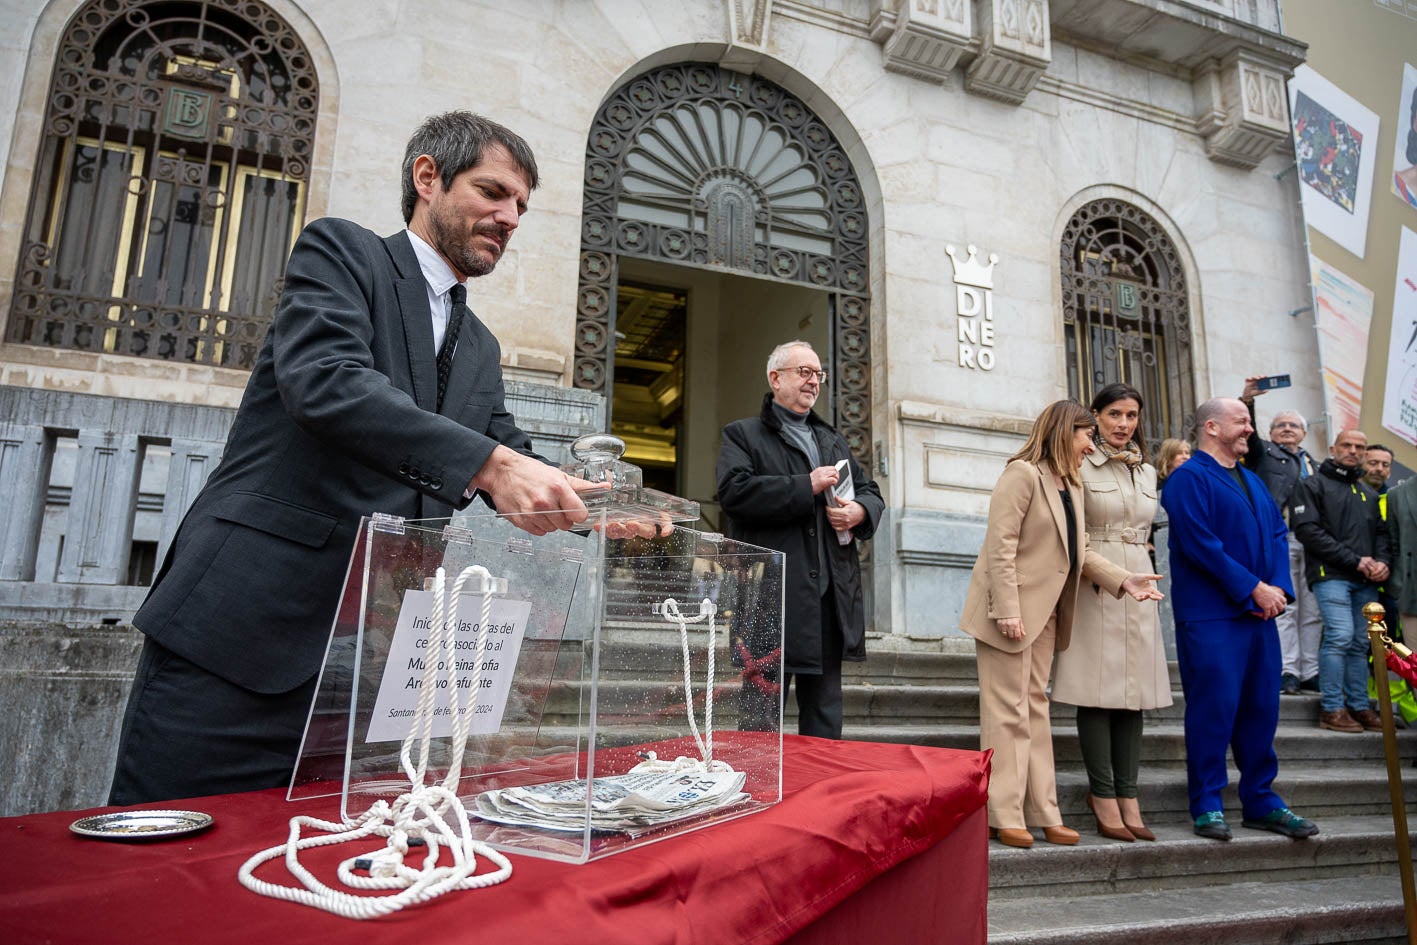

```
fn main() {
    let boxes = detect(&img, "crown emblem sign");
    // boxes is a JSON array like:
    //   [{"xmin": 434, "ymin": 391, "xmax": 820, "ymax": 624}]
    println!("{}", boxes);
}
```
[{"xmin": 945, "ymin": 244, "xmax": 999, "ymax": 290}]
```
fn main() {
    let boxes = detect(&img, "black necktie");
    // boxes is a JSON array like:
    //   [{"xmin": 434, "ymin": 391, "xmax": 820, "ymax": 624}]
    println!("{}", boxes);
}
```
[{"xmin": 436, "ymin": 283, "xmax": 467, "ymax": 411}]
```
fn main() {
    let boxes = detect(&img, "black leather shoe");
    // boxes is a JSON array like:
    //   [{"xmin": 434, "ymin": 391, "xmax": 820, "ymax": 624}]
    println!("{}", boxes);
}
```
[
  {"xmin": 1193, "ymin": 811, "xmax": 1232, "ymax": 841},
  {"xmin": 1281, "ymin": 673, "xmax": 1300, "ymax": 695},
  {"xmin": 1241, "ymin": 807, "xmax": 1319, "ymax": 838},
  {"xmin": 1300, "ymin": 675, "xmax": 1320, "ymax": 693}
]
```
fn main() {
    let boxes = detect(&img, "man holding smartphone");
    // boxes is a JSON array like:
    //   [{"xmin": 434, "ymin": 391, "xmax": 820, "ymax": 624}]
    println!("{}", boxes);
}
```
[
  {"xmin": 1240, "ymin": 376, "xmax": 1322, "ymax": 696},
  {"xmin": 716, "ymin": 340, "xmax": 883, "ymax": 738}
]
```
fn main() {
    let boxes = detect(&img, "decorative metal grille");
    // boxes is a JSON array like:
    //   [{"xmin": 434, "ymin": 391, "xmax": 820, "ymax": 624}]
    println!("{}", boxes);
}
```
[
  {"xmin": 577, "ymin": 63, "xmax": 873, "ymax": 461},
  {"xmin": 1060, "ymin": 199, "xmax": 1195, "ymax": 450},
  {"xmin": 6, "ymin": 0, "xmax": 317, "ymax": 369}
]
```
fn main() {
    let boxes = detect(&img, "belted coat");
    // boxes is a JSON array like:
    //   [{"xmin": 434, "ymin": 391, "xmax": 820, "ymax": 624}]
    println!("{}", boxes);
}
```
[{"xmin": 1050, "ymin": 451, "xmax": 1173, "ymax": 710}]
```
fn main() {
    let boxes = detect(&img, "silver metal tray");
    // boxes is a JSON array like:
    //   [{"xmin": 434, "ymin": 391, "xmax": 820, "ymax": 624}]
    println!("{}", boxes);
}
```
[{"xmin": 69, "ymin": 809, "xmax": 214, "ymax": 841}]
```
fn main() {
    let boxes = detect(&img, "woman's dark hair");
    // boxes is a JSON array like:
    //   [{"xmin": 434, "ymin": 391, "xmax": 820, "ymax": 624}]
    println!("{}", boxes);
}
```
[{"xmin": 1089, "ymin": 382, "xmax": 1144, "ymax": 414}]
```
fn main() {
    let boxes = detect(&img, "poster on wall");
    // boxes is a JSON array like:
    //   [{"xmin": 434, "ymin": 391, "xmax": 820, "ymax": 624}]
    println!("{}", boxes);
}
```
[
  {"xmin": 1383, "ymin": 228, "xmax": 1417, "ymax": 446},
  {"xmin": 1311, "ymin": 255, "xmax": 1374, "ymax": 435},
  {"xmin": 1290, "ymin": 66, "xmax": 1380, "ymax": 259},
  {"xmin": 1393, "ymin": 64, "xmax": 1417, "ymax": 209}
]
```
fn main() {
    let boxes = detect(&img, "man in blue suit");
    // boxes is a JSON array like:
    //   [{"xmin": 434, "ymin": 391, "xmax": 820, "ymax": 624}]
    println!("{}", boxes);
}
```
[{"xmin": 1162, "ymin": 397, "xmax": 1319, "ymax": 841}]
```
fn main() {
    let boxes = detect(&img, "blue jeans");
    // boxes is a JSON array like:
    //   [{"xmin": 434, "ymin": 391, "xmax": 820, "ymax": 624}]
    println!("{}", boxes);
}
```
[{"xmin": 1312, "ymin": 579, "xmax": 1379, "ymax": 713}]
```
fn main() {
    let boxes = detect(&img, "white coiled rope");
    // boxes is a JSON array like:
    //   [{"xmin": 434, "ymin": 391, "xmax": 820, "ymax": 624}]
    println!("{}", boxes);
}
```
[
  {"xmin": 640, "ymin": 597, "xmax": 732, "ymax": 775},
  {"xmin": 237, "ymin": 565, "xmax": 513, "ymax": 918}
]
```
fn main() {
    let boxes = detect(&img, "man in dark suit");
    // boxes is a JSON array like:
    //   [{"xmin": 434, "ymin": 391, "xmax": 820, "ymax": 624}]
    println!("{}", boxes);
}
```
[
  {"xmin": 109, "ymin": 112, "xmax": 601, "ymax": 804},
  {"xmin": 1162, "ymin": 397, "xmax": 1318, "ymax": 841},
  {"xmin": 716, "ymin": 341, "xmax": 884, "ymax": 739}
]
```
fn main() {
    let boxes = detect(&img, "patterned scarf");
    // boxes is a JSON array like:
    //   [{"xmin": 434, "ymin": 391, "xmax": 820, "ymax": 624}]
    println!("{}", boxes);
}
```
[{"xmin": 1095, "ymin": 434, "xmax": 1145, "ymax": 470}]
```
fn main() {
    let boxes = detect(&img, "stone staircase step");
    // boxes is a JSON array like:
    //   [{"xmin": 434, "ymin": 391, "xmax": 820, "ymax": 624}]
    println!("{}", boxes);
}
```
[
  {"xmin": 842, "ymin": 722, "xmax": 1416, "ymax": 769},
  {"xmin": 819, "ymin": 684, "xmax": 1339, "ymax": 725},
  {"xmin": 988, "ymin": 814, "xmax": 1415, "ymax": 900},
  {"xmin": 986, "ymin": 874, "xmax": 1407, "ymax": 945}
]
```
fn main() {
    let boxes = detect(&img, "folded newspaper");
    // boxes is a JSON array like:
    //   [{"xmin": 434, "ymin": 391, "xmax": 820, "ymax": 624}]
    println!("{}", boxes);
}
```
[{"xmin": 473, "ymin": 769, "xmax": 748, "ymax": 834}]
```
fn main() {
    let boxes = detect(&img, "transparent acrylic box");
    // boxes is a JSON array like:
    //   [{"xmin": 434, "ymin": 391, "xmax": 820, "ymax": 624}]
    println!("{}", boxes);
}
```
[{"xmin": 289, "ymin": 503, "xmax": 785, "ymax": 864}]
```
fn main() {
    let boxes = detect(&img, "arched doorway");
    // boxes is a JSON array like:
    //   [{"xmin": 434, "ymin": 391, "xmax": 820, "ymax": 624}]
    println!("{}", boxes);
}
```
[
  {"xmin": 575, "ymin": 62, "xmax": 872, "ymax": 516},
  {"xmin": 1061, "ymin": 198, "xmax": 1197, "ymax": 446}
]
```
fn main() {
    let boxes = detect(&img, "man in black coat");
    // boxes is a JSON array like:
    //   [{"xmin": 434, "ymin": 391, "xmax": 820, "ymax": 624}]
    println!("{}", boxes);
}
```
[
  {"xmin": 1239, "ymin": 376, "xmax": 1322, "ymax": 695},
  {"xmin": 1291, "ymin": 428, "xmax": 1391, "ymax": 734},
  {"xmin": 109, "ymin": 113, "xmax": 602, "ymax": 804},
  {"xmin": 716, "ymin": 341, "xmax": 884, "ymax": 738}
]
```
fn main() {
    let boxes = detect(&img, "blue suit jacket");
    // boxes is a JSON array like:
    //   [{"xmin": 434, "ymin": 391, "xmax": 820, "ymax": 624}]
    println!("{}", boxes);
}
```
[{"xmin": 1161, "ymin": 450, "xmax": 1292, "ymax": 623}]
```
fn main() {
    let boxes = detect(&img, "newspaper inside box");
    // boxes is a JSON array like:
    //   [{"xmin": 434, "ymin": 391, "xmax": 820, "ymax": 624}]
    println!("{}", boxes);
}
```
[{"xmin": 290, "ymin": 506, "xmax": 785, "ymax": 863}]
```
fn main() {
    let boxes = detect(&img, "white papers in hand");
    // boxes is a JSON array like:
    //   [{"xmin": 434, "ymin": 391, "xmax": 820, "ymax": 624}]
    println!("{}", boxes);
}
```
[{"xmin": 832, "ymin": 459, "xmax": 854, "ymax": 545}]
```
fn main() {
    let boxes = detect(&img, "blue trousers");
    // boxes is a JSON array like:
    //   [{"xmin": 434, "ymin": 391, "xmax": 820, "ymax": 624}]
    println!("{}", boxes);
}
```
[
  {"xmin": 1175, "ymin": 616, "xmax": 1286, "ymax": 821},
  {"xmin": 1312, "ymin": 578, "xmax": 1379, "ymax": 713}
]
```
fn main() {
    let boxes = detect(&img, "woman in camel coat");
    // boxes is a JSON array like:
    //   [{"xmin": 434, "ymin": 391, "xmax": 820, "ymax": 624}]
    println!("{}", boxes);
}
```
[
  {"xmin": 960, "ymin": 399, "xmax": 1163, "ymax": 849},
  {"xmin": 1052, "ymin": 383, "xmax": 1173, "ymax": 843}
]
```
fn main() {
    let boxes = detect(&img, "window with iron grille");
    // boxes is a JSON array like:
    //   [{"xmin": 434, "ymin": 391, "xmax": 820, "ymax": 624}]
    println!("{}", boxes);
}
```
[
  {"xmin": 1061, "ymin": 199, "xmax": 1196, "ymax": 449},
  {"xmin": 7, "ymin": 0, "xmax": 318, "ymax": 369}
]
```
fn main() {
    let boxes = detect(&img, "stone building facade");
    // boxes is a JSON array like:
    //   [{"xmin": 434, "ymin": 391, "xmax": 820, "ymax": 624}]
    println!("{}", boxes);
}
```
[{"xmin": 0, "ymin": 0, "xmax": 1317, "ymax": 646}]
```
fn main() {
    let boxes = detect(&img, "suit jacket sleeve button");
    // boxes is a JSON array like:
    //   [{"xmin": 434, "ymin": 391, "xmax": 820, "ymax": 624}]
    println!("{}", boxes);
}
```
[
  {"xmin": 398, "ymin": 463, "xmax": 410, "ymax": 476},
  {"xmin": 419, "ymin": 474, "xmax": 431, "ymax": 486},
  {"xmin": 431, "ymin": 477, "xmax": 443, "ymax": 490},
  {"xmin": 809, "ymin": 569, "xmax": 819, "ymax": 579}
]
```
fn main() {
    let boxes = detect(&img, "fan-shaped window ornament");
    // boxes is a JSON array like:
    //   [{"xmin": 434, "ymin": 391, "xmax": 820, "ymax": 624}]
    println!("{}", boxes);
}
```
[
  {"xmin": 577, "ymin": 63, "xmax": 873, "ymax": 460},
  {"xmin": 1061, "ymin": 199, "xmax": 1195, "ymax": 447},
  {"xmin": 7, "ymin": 0, "xmax": 318, "ymax": 369}
]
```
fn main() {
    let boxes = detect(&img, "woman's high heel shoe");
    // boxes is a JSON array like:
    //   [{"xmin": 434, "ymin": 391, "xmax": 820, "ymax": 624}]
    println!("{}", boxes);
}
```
[
  {"xmin": 1086, "ymin": 792, "xmax": 1135, "ymax": 842},
  {"xmin": 1118, "ymin": 797, "xmax": 1157, "ymax": 841},
  {"xmin": 1123, "ymin": 822, "xmax": 1157, "ymax": 841}
]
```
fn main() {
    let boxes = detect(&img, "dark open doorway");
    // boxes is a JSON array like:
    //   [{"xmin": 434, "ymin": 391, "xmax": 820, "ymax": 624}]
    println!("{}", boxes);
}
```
[{"xmin": 612, "ymin": 281, "xmax": 686, "ymax": 495}]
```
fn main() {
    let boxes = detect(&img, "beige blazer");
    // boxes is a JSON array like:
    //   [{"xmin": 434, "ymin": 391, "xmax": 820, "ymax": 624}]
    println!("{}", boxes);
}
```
[{"xmin": 959, "ymin": 460, "xmax": 1129, "ymax": 653}]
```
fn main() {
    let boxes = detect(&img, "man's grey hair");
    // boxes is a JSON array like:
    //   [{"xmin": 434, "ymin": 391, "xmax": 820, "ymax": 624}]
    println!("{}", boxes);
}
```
[
  {"xmin": 1270, "ymin": 410, "xmax": 1307, "ymax": 433},
  {"xmin": 766, "ymin": 341, "xmax": 817, "ymax": 384},
  {"xmin": 400, "ymin": 111, "xmax": 539, "ymax": 223}
]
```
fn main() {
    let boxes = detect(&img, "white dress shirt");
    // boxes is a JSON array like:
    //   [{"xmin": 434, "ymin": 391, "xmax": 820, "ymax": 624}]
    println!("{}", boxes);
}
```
[{"xmin": 405, "ymin": 229, "xmax": 466, "ymax": 354}]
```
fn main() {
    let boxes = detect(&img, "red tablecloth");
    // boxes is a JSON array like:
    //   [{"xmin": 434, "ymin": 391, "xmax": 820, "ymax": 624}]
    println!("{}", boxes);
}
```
[{"xmin": 1, "ymin": 737, "xmax": 988, "ymax": 945}]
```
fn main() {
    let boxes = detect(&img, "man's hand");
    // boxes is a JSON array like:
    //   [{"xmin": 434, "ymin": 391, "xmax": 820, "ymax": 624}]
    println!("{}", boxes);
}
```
[
  {"xmin": 1122, "ymin": 573, "xmax": 1165, "ymax": 602},
  {"xmin": 824, "ymin": 495, "xmax": 865, "ymax": 532},
  {"xmin": 1250, "ymin": 581, "xmax": 1288, "ymax": 619},
  {"xmin": 1240, "ymin": 375, "xmax": 1266, "ymax": 404},
  {"xmin": 809, "ymin": 465, "xmax": 841, "ymax": 495},
  {"xmin": 469, "ymin": 445, "xmax": 595, "ymax": 536},
  {"xmin": 995, "ymin": 616, "xmax": 1024, "ymax": 641},
  {"xmin": 1359, "ymin": 556, "xmax": 1390, "ymax": 582}
]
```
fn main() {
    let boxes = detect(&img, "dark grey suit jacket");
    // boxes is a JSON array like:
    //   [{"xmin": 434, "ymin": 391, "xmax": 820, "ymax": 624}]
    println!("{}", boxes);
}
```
[{"xmin": 134, "ymin": 218, "xmax": 538, "ymax": 694}]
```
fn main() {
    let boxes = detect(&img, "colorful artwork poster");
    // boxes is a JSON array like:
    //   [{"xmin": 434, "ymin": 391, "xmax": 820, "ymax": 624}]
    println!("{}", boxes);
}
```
[
  {"xmin": 1290, "ymin": 66, "xmax": 1380, "ymax": 259},
  {"xmin": 1392, "ymin": 64, "xmax": 1417, "ymax": 210},
  {"xmin": 1383, "ymin": 228, "xmax": 1417, "ymax": 445},
  {"xmin": 1310, "ymin": 255, "xmax": 1374, "ymax": 436}
]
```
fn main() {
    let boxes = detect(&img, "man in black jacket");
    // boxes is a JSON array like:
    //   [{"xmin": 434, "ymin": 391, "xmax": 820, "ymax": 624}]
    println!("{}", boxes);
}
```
[
  {"xmin": 1240, "ymin": 377, "xmax": 1321, "ymax": 695},
  {"xmin": 109, "ymin": 113, "xmax": 602, "ymax": 804},
  {"xmin": 716, "ymin": 341, "xmax": 884, "ymax": 738},
  {"xmin": 1291, "ymin": 428, "xmax": 1391, "ymax": 733}
]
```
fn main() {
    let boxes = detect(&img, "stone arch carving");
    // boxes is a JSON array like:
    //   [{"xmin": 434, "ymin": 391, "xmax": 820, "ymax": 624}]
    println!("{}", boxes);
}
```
[
  {"xmin": 576, "ymin": 61, "xmax": 873, "ymax": 459},
  {"xmin": 1060, "ymin": 196, "xmax": 1198, "ymax": 447}
]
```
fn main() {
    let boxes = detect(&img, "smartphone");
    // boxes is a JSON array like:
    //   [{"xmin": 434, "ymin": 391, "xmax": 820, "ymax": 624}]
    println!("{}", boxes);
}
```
[{"xmin": 1255, "ymin": 374, "xmax": 1291, "ymax": 391}]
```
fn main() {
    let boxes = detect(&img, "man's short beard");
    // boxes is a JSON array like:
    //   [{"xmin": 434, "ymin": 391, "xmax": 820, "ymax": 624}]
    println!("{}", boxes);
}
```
[{"xmin": 429, "ymin": 205, "xmax": 499, "ymax": 278}]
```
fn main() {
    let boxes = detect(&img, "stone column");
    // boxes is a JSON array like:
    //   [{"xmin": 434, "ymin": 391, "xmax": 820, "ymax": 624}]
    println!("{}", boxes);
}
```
[
  {"xmin": 157, "ymin": 438, "xmax": 225, "ymax": 565},
  {"xmin": 56, "ymin": 431, "xmax": 142, "ymax": 584},
  {"xmin": 0, "ymin": 424, "xmax": 52, "ymax": 581}
]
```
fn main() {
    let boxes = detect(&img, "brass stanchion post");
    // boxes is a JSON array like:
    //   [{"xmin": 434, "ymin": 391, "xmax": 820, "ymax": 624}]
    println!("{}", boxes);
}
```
[{"xmin": 1364, "ymin": 601, "xmax": 1417, "ymax": 945}]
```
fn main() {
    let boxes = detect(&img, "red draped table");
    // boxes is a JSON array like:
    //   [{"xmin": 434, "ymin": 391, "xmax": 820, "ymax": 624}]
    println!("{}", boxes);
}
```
[{"xmin": 0, "ymin": 737, "xmax": 988, "ymax": 945}]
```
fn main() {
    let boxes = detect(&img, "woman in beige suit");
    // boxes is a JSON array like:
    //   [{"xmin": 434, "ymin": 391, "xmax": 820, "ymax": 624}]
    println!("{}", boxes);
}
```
[
  {"xmin": 960, "ymin": 400, "xmax": 1163, "ymax": 849},
  {"xmin": 1052, "ymin": 384, "xmax": 1173, "ymax": 843}
]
